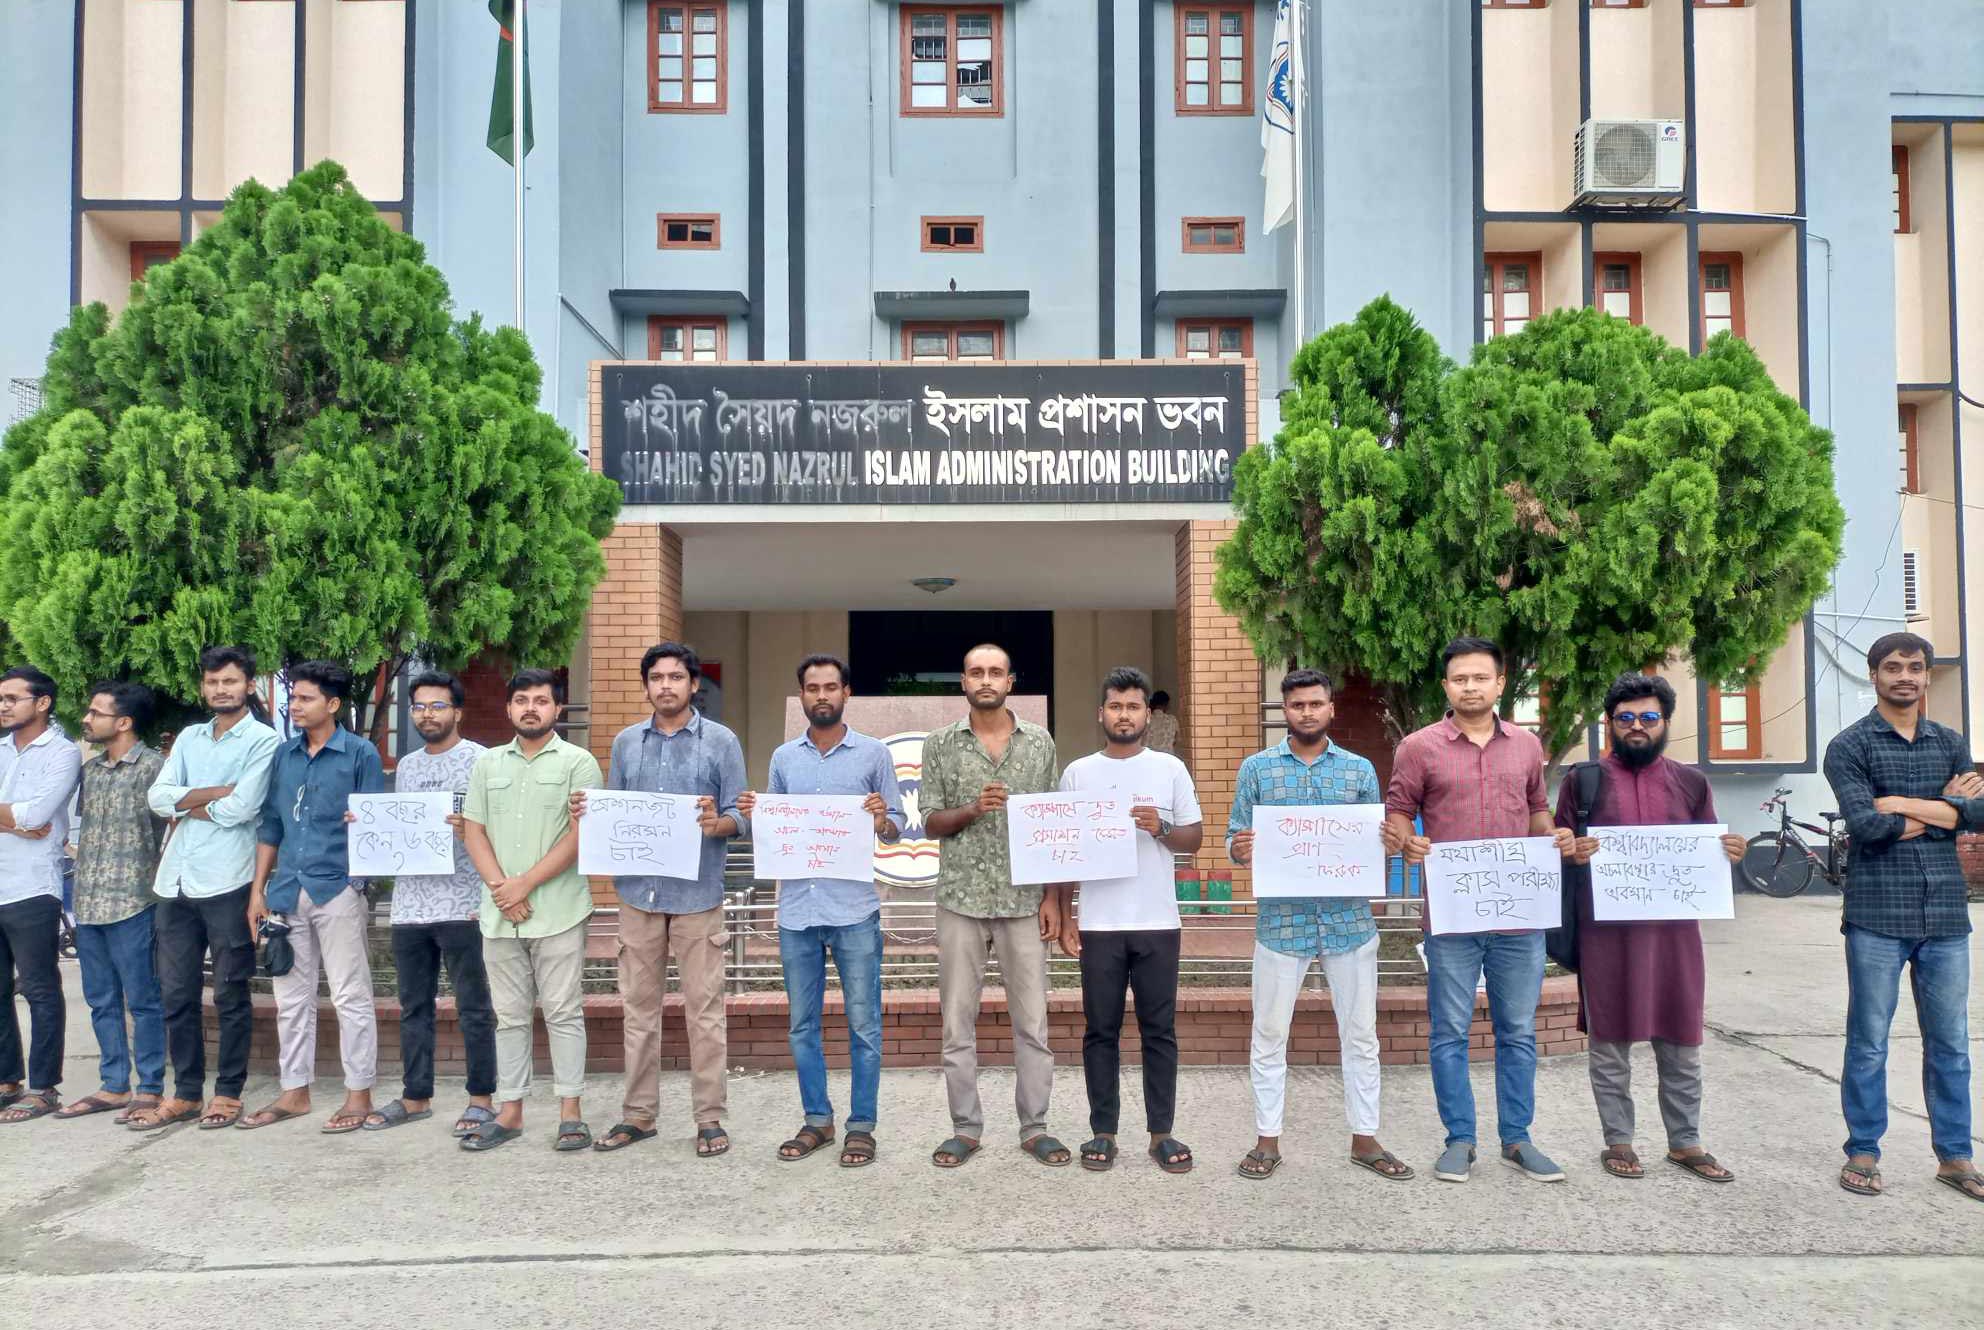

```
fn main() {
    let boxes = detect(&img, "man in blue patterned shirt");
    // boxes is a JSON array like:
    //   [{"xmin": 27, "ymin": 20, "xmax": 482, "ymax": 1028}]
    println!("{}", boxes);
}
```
[{"xmin": 1227, "ymin": 669, "xmax": 1411, "ymax": 1182}]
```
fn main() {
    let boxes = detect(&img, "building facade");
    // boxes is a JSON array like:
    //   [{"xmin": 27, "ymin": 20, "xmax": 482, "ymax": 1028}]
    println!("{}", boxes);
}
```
[{"xmin": 2, "ymin": 0, "xmax": 1982, "ymax": 856}]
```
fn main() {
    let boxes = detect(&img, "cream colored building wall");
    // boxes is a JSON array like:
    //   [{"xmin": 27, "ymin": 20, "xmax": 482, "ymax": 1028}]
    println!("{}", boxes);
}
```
[
  {"xmin": 1757, "ymin": 618, "xmax": 1807, "ymax": 764},
  {"xmin": 1662, "ymin": 658, "xmax": 1700, "ymax": 766},
  {"xmin": 1964, "ymin": 399, "xmax": 1984, "ymax": 736},
  {"xmin": 79, "ymin": 210, "xmax": 178, "ymax": 314},
  {"xmin": 679, "ymin": 608, "xmax": 752, "ymax": 761},
  {"xmin": 202, "ymin": 0, "xmax": 295, "ymax": 197},
  {"xmin": 1908, "ymin": 394, "xmax": 1958, "ymax": 647},
  {"xmin": 1692, "ymin": 0, "xmax": 1796, "ymax": 216},
  {"xmin": 1640, "ymin": 225, "xmax": 1692, "ymax": 351},
  {"xmin": 1480, "ymin": 6, "xmax": 1579, "ymax": 212},
  {"xmin": 744, "ymin": 611, "xmax": 851, "ymax": 785},
  {"xmin": 1051, "ymin": 610, "xmax": 1160, "ymax": 771},
  {"xmin": 1587, "ymin": 1, "xmax": 1684, "ymax": 123},
  {"xmin": 82, "ymin": 0, "xmax": 184, "ymax": 200},
  {"xmin": 1956, "ymin": 130, "xmax": 1984, "ymax": 387},
  {"xmin": 1748, "ymin": 0, "xmax": 1797, "ymax": 215},
  {"xmin": 1744, "ymin": 226, "xmax": 1801, "ymax": 392},
  {"xmin": 325, "ymin": 0, "xmax": 407, "ymax": 200},
  {"xmin": 1895, "ymin": 129, "xmax": 1952, "ymax": 385}
]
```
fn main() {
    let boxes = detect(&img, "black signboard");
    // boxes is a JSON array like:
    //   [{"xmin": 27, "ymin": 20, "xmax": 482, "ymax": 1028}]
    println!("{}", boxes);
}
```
[{"xmin": 597, "ymin": 362, "xmax": 1245, "ymax": 505}]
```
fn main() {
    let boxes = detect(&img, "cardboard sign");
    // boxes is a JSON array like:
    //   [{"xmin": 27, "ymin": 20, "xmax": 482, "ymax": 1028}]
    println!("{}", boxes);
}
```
[
  {"xmin": 347, "ymin": 793, "xmax": 455, "ymax": 876},
  {"xmin": 752, "ymin": 795, "xmax": 874, "ymax": 882},
  {"xmin": 1005, "ymin": 792, "xmax": 1139, "ymax": 885},
  {"xmin": 577, "ymin": 790, "xmax": 704, "ymax": 880},
  {"xmin": 1423, "ymin": 837, "xmax": 1563, "ymax": 934},
  {"xmin": 1249, "ymin": 803, "xmax": 1389, "ymax": 898},
  {"xmin": 1588, "ymin": 824, "xmax": 1735, "ymax": 921}
]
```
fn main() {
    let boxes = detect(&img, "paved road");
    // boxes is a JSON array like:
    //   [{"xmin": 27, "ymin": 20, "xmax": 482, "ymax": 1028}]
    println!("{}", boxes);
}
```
[{"xmin": 2, "ymin": 895, "xmax": 1978, "ymax": 1328}]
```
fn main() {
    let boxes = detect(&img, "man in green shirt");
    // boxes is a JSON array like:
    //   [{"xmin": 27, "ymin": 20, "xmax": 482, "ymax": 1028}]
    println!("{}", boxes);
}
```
[
  {"xmin": 458, "ymin": 670, "xmax": 602, "ymax": 1153},
  {"xmin": 921, "ymin": 643, "xmax": 1068, "ymax": 1169}
]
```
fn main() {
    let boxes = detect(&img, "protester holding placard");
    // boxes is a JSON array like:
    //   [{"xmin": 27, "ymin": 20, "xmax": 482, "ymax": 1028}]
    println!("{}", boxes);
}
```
[
  {"xmin": 920, "ymin": 643, "xmax": 1069, "ymax": 1169},
  {"xmin": 244, "ymin": 662, "xmax": 385, "ymax": 1134},
  {"xmin": 360, "ymin": 671, "xmax": 496, "ymax": 1139},
  {"xmin": 1227, "ymin": 669, "xmax": 1409, "ymax": 1183},
  {"xmin": 737, "ymin": 654, "xmax": 903, "ymax": 1169},
  {"xmin": 1557, "ymin": 674, "xmax": 1744, "ymax": 1184},
  {"xmin": 577, "ymin": 642, "xmax": 744, "ymax": 1158},
  {"xmin": 1048, "ymin": 667, "xmax": 1202, "ymax": 1175},
  {"xmin": 1384, "ymin": 638, "xmax": 1575, "ymax": 1185}
]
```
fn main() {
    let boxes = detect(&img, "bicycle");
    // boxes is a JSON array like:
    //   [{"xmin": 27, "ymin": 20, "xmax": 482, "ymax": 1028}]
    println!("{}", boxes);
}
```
[{"xmin": 1738, "ymin": 786, "xmax": 1847, "ymax": 898}]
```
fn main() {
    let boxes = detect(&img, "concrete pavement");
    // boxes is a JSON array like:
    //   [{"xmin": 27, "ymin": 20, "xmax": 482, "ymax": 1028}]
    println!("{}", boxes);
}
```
[{"xmin": 1, "ymin": 894, "xmax": 1979, "ymax": 1328}]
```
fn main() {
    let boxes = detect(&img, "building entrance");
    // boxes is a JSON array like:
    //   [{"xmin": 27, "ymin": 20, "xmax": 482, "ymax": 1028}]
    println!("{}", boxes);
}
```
[{"xmin": 849, "ymin": 610, "xmax": 1054, "ymax": 722}]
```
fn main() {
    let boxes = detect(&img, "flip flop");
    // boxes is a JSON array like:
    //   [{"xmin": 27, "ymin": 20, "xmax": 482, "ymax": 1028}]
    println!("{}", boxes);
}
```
[
  {"xmin": 452, "ymin": 1104, "xmax": 497, "ymax": 1138},
  {"xmin": 459, "ymin": 1119, "xmax": 522, "ymax": 1152},
  {"xmin": 235, "ymin": 1104, "xmax": 305, "ymax": 1131},
  {"xmin": 1237, "ymin": 1148, "xmax": 1282, "ymax": 1180},
  {"xmin": 129, "ymin": 1101, "xmax": 200, "ymax": 1132},
  {"xmin": 321, "ymin": 1110, "xmax": 371, "ymax": 1135},
  {"xmin": 1600, "ymin": 1146, "xmax": 1645, "ymax": 1179},
  {"xmin": 593, "ymin": 1122, "xmax": 658, "ymax": 1152},
  {"xmin": 361, "ymin": 1100, "xmax": 434, "ymax": 1132},
  {"xmin": 1936, "ymin": 1169, "xmax": 1984, "ymax": 1203},
  {"xmin": 932, "ymin": 1135, "xmax": 981, "ymax": 1168},
  {"xmin": 197, "ymin": 1099, "xmax": 244, "ymax": 1130},
  {"xmin": 54, "ymin": 1093, "xmax": 129, "ymax": 1120},
  {"xmin": 1350, "ymin": 1149, "xmax": 1416, "ymax": 1181},
  {"xmin": 1839, "ymin": 1161, "xmax": 1883, "ymax": 1196},
  {"xmin": 1666, "ymin": 1151, "xmax": 1735, "ymax": 1184},
  {"xmin": 554, "ymin": 1120, "xmax": 593, "ymax": 1152}
]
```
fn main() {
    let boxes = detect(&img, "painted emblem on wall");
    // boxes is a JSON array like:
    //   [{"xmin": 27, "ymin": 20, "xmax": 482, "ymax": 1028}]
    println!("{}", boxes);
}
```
[{"xmin": 873, "ymin": 731, "xmax": 938, "ymax": 889}]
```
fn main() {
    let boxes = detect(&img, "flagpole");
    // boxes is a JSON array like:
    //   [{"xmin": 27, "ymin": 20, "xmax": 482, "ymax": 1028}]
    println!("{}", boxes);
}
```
[
  {"xmin": 1290, "ymin": 0, "xmax": 1304, "ymax": 347},
  {"xmin": 513, "ymin": 0, "xmax": 526, "ymax": 330}
]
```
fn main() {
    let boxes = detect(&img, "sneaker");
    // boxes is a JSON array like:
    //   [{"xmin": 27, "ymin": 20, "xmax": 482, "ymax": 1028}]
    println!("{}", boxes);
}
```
[
  {"xmin": 1433, "ymin": 1142, "xmax": 1477, "ymax": 1183},
  {"xmin": 1501, "ymin": 1141, "xmax": 1566, "ymax": 1182}
]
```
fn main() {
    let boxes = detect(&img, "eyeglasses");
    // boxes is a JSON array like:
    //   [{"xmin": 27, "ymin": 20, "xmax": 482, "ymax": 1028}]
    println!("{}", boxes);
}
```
[
  {"xmin": 1613, "ymin": 711, "xmax": 1664, "ymax": 727},
  {"xmin": 409, "ymin": 702, "xmax": 455, "ymax": 714}
]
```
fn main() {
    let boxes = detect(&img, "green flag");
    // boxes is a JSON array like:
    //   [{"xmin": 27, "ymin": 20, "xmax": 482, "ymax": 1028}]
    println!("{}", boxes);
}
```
[{"xmin": 487, "ymin": 0, "xmax": 535, "ymax": 165}]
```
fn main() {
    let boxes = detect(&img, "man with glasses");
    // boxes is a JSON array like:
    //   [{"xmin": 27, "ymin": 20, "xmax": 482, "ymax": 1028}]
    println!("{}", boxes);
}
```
[
  {"xmin": 360, "ymin": 671, "xmax": 497, "ymax": 1138},
  {"xmin": 1560, "ymin": 674, "xmax": 1744, "ymax": 1183},
  {"xmin": 243, "ymin": 661, "xmax": 385, "ymax": 1133},
  {"xmin": 133, "ymin": 646, "xmax": 279, "ymax": 1131},
  {"xmin": 0, "ymin": 667, "xmax": 83, "ymax": 1124}
]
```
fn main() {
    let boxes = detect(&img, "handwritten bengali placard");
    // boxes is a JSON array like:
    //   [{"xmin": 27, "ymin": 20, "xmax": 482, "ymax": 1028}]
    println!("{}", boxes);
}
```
[
  {"xmin": 577, "ymin": 790, "xmax": 704, "ymax": 880},
  {"xmin": 1249, "ymin": 803, "xmax": 1388, "ymax": 898},
  {"xmin": 1588, "ymin": 824, "xmax": 1734, "ymax": 921},
  {"xmin": 1422, "ymin": 837, "xmax": 1563, "ymax": 935},
  {"xmin": 752, "ymin": 795, "xmax": 873, "ymax": 883},
  {"xmin": 1005, "ymin": 793, "xmax": 1139, "ymax": 885},
  {"xmin": 347, "ymin": 793, "xmax": 454, "ymax": 876}
]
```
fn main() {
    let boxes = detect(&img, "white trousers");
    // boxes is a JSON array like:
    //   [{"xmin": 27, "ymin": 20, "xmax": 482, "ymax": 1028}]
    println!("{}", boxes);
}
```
[
  {"xmin": 1249, "ymin": 936, "xmax": 1381, "ymax": 1137},
  {"xmin": 272, "ymin": 886, "xmax": 378, "ymax": 1092}
]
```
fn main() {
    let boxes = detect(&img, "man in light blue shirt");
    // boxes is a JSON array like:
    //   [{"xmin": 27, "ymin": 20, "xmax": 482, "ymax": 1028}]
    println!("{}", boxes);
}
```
[
  {"xmin": 0, "ymin": 667, "xmax": 83, "ymax": 1121},
  {"xmin": 739, "ymin": 653, "xmax": 903, "ymax": 1168},
  {"xmin": 578, "ymin": 642, "xmax": 745, "ymax": 1157},
  {"xmin": 133, "ymin": 646, "xmax": 278, "ymax": 1132}
]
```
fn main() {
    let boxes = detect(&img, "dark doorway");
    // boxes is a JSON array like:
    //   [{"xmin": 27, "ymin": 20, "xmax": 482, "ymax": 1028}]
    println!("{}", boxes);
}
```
[{"xmin": 849, "ymin": 610, "xmax": 1055, "ymax": 724}]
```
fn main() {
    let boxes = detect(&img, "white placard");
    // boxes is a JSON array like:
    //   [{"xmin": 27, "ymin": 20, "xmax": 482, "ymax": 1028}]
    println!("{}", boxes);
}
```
[
  {"xmin": 1006, "ymin": 792, "xmax": 1139, "ymax": 885},
  {"xmin": 347, "ymin": 793, "xmax": 455, "ymax": 877},
  {"xmin": 752, "ymin": 794, "xmax": 874, "ymax": 883},
  {"xmin": 1422, "ymin": 837, "xmax": 1563, "ymax": 935},
  {"xmin": 1250, "ymin": 803, "xmax": 1389, "ymax": 898},
  {"xmin": 578, "ymin": 790, "xmax": 704, "ymax": 880},
  {"xmin": 1587, "ymin": 824, "xmax": 1734, "ymax": 921}
]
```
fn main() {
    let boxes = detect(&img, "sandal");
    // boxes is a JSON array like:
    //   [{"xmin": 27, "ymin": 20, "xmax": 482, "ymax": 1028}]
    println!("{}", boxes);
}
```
[
  {"xmin": 697, "ymin": 1125, "xmax": 731, "ymax": 1157},
  {"xmin": 554, "ymin": 1120, "xmax": 593, "ymax": 1152},
  {"xmin": 1350, "ymin": 1149, "xmax": 1415, "ymax": 1181},
  {"xmin": 778, "ymin": 1124, "xmax": 835, "ymax": 1161},
  {"xmin": 1936, "ymin": 1169, "xmax": 1984, "ymax": 1203},
  {"xmin": 1237, "ymin": 1148, "xmax": 1282, "ymax": 1180},
  {"xmin": 1020, "ymin": 1134, "xmax": 1073, "ymax": 1167},
  {"xmin": 932, "ymin": 1135, "xmax": 980, "ymax": 1168},
  {"xmin": 453, "ymin": 1105, "xmax": 497, "ymax": 1138},
  {"xmin": 593, "ymin": 1122, "xmax": 658, "ymax": 1152},
  {"xmin": 321, "ymin": 1108, "xmax": 371, "ymax": 1135},
  {"xmin": 53, "ymin": 1093, "xmax": 129, "ymax": 1120},
  {"xmin": 1080, "ymin": 1137, "xmax": 1117, "ymax": 1172},
  {"xmin": 1148, "ymin": 1137, "xmax": 1193, "ymax": 1174},
  {"xmin": 0, "ymin": 1092, "xmax": 59, "ymax": 1124},
  {"xmin": 115, "ymin": 1094, "xmax": 161, "ymax": 1126},
  {"xmin": 839, "ymin": 1131, "xmax": 877, "ymax": 1168},
  {"xmin": 459, "ymin": 1119, "xmax": 522, "ymax": 1152},
  {"xmin": 362, "ymin": 1100, "xmax": 433, "ymax": 1132},
  {"xmin": 1839, "ymin": 1161, "xmax": 1883, "ymax": 1196},
  {"xmin": 236, "ymin": 1104, "xmax": 305, "ymax": 1130},
  {"xmin": 197, "ymin": 1098, "xmax": 244, "ymax": 1130},
  {"xmin": 1601, "ymin": 1145, "xmax": 1645, "ymax": 1179},
  {"xmin": 1667, "ymin": 1151, "xmax": 1734, "ymax": 1183},
  {"xmin": 129, "ymin": 1100, "xmax": 201, "ymax": 1132}
]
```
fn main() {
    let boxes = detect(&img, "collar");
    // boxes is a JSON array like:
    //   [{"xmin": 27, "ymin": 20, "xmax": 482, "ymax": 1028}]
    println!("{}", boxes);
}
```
[
  {"xmin": 1437, "ymin": 711, "xmax": 1518, "ymax": 743},
  {"xmin": 503, "ymin": 733, "xmax": 568, "ymax": 761},
  {"xmin": 642, "ymin": 710, "xmax": 704, "ymax": 741},
  {"xmin": 797, "ymin": 726, "xmax": 860, "ymax": 757},
  {"xmin": 288, "ymin": 726, "xmax": 355, "ymax": 756},
  {"xmin": 1862, "ymin": 706, "xmax": 1932, "ymax": 740},
  {"xmin": 91, "ymin": 741, "xmax": 154, "ymax": 769},
  {"xmin": 1271, "ymin": 737, "xmax": 1334, "ymax": 764},
  {"xmin": 6, "ymin": 726, "xmax": 57, "ymax": 754}
]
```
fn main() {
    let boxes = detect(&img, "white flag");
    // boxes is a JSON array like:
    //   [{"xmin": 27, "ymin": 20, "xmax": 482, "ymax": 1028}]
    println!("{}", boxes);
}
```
[{"xmin": 1260, "ymin": 0, "xmax": 1296, "ymax": 233}]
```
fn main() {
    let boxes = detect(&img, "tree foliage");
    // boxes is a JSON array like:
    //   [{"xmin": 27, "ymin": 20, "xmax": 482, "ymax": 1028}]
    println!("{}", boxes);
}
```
[
  {"xmin": 0, "ymin": 162, "xmax": 622, "ymax": 734},
  {"xmin": 1215, "ymin": 296, "xmax": 1846, "ymax": 759}
]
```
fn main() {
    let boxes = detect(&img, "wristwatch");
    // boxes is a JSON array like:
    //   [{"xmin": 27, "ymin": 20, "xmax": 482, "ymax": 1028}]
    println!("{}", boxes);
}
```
[{"xmin": 1152, "ymin": 817, "xmax": 1173, "ymax": 840}]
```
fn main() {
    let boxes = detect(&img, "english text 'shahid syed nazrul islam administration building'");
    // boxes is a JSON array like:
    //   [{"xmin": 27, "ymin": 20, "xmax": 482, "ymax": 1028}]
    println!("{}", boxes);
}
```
[{"xmin": 3, "ymin": 1, "xmax": 1982, "ymax": 854}]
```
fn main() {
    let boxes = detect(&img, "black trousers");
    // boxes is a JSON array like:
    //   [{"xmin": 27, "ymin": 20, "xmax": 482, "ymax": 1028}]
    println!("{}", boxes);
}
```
[
  {"xmin": 156, "ymin": 884, "xmax": 256, "ymax": 1102},
  {"xmin": 0, "ymin": 894, "xmax": 66, "ymax": 1090},
  {"xmin": 392, "ymin": 921, "xmax": 498, "ymax": 1100},
  {"xmin": 1079, "ymin": 929, "xmax": 1181, "ymax": 1136}
]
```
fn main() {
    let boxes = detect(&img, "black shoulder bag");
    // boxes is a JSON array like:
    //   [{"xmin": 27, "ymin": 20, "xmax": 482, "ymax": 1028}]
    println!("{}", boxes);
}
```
[{"xmin": 1544, "ymin": 760, "xmax": 1605, "ymax": 973}]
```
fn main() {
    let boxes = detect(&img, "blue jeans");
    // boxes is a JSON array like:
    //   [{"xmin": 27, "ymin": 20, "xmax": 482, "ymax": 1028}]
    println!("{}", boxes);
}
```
[
  {"xmin": 1425, "ymin": 930, "xmax": 1545, "ymax": 1148},
  {"xmin": 780, "ymin": 913, "xmax": 884, "ymax": 1133},
  {"xmin": 1841, "ymin": 925, "xmax": 1972, "ymax": 1163},
  {"xmin": 75, "ymin": 908, "xmax": 166, "ymax": 1097}
]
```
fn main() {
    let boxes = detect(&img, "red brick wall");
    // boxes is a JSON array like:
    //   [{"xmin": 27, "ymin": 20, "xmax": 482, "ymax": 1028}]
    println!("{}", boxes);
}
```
[
  {"xmin": 1177, "ymin": 519, "xmax": 1262, "ymax": 886},
  {"xmin": 218, "ymin": 976, "xmax": 1586, "ymax": 1078}
]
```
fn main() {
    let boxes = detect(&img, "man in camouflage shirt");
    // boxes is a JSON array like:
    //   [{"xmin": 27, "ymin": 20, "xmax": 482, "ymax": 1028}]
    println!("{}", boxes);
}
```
[{"xmin": 920, "ymin": 644, "xmax": 1068, "ymax": 1168}]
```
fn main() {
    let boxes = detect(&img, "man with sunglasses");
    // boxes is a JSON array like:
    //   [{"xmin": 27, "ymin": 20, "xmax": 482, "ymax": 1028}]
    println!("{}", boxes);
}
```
[{"xmin": 1559, "ymin": 674, "xmax": 1744, "ymax": 1184}]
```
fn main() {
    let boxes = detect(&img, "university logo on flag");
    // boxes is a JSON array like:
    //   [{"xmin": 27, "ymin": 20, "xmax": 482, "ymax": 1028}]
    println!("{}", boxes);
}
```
[
  {"xmin": 1259, "ymin": 0, "xmax": 1296, "ymax": 233},
  {"xmin": 1264, "ymin": 9, "xmax": 1294, "ymax": 138}
]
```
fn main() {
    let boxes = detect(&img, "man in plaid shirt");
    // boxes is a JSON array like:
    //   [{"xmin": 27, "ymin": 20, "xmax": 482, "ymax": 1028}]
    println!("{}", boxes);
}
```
[{"xmin": 1821, "ymin": 631, "xmax": 1983, "ymax": 1203}]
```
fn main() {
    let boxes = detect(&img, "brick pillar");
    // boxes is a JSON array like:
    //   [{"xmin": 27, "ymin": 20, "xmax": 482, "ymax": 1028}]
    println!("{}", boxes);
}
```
[
  {"xmin": 587, "ymin": 522, "xmax": 683, "ymax": 771},
  {"xmin": 1175, "ymin": 519, "xmax": 1261, "ymax": 881}
]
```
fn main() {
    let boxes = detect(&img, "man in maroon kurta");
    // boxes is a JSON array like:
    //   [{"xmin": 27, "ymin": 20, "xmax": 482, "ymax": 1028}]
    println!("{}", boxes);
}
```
[{"xmin": 1559, "ymin": 674, "xmax": 1744, "ymax": 1184}]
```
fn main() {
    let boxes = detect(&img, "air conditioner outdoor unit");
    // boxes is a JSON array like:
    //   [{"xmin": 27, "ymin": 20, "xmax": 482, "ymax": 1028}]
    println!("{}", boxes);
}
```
[{"xmin": 1572, "ymin": 118, "xmax": 1685, "ymax": 208}]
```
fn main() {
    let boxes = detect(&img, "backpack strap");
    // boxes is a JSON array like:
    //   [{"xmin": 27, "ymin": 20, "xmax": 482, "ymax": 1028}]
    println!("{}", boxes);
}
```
[{"xmin": 1571, "ymin": 760, "xmax": 1605, "ymax": 837}]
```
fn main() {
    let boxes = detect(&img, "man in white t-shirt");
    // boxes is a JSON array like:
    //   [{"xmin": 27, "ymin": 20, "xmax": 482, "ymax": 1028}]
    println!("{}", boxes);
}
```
[{"xmin": 1051, "ymin": 667, "xmax": 1203, "ymax": 1175}]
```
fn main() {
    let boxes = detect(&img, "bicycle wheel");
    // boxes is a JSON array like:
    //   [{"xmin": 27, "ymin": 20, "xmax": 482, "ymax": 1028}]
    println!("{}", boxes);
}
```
[{"xmin": 1740, "ymin": 832, "xmax": 1815, "ymax": 898}]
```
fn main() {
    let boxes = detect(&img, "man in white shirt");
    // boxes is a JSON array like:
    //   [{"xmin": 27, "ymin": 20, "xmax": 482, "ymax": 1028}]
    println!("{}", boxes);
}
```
[{"xmin": 1051, "ymin": 667, "xmax": 1203, "ymax": 1175}]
